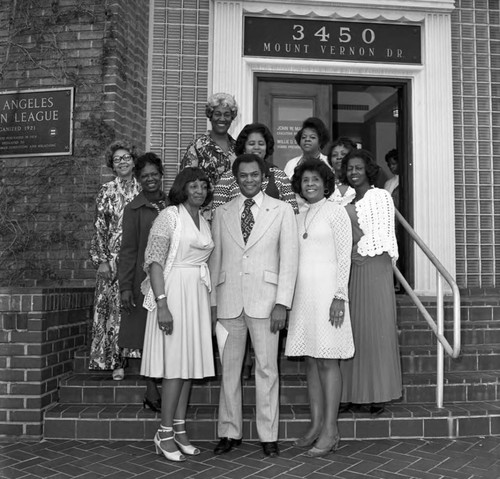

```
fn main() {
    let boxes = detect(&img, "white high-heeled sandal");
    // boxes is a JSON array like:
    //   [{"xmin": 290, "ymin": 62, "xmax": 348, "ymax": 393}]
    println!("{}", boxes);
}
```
[
  {"xmin": 173, "ymin": 419, "xmax": 200, "ymax": 455},
  {"xmin": 154, "ymin": 426, "xmax": 186, "ymax": 462}
]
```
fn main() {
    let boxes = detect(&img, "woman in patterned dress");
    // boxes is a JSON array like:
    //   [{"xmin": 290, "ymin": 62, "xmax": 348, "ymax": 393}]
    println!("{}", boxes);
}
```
[
  {"xmin": 89, "ymin": 140, "xmax": 140, "ymax": 378},
  {"xmin": 180, "ymin": 93, "xmax": 238, "ymax": 219},
  {"xmin": 285, "ymin": 159, "xmax": 354, "ymax": 457},
  {"xmin": 212, "ymin": 122, "xmax": 298, "ymax": 214}
]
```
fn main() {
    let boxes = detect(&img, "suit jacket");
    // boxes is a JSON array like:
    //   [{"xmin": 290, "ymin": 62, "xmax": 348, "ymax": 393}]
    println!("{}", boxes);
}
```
[{"xmin": 210, "ymin": 193, "xmax": 298, "ymax": 319}]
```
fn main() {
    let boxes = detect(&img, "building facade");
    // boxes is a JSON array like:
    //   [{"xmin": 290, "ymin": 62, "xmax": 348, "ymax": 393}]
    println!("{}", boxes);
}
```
[{"xmin": 0, "ymin": 0, "xmax": 499, "ymax": 441}]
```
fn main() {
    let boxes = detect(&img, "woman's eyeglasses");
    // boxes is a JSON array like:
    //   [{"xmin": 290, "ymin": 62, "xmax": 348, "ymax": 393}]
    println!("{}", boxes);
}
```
[{"xmin": 112, "ymin": 154, "xmax": 133, "ymax": 164}]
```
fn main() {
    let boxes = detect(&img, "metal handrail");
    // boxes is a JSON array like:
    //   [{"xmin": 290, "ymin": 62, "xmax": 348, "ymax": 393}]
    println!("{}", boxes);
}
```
[{"xmin": 393, "ymin": 209, "xmax": 461, "ymax": 408}]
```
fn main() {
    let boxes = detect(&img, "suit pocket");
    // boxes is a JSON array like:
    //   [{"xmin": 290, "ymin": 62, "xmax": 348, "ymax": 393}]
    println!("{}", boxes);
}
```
[
  {"xmin": 216, "ymin": 271, "xmax": 226, "ymax": 286},
  {"xmin": 264, "ymin": 270, "xmax": 278, "ymax": 285}
]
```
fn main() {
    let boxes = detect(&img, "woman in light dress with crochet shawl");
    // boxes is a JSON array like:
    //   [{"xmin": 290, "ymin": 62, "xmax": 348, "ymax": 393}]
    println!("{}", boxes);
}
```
[
  {"xmin": 340, "ymin": 149, "xmax": 402, "ymax": 416},
  {"xmin": 140, "ymin": 167, "xmax": 215, "ymax": 463},
  {"xmin": 285, "ymin": 159, "xmax": 354, "ymax": 458}
]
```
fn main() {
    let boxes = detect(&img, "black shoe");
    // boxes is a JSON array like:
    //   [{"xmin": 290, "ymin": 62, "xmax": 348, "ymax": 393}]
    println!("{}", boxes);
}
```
[
  {"xmin": 261, "ymin": 441, "xmax": 279, "ymax": 457},
  {"xmin": 370, "ymin": 403, "xmax": 385, "ymax": 416},
  {"xmin": 214, "ymin": 437, "xmax": 242, "ymax": 455},
  {"xmin": 143, "ymin": 396, "xmax": 161, "ymax": 413},
  {"xmin": 338, "ymin": 402, "xmax": 352, "ymax": 414},
  {"xmin": 242, "ymin": 364, "xmax": 252, "ymax": 380}
]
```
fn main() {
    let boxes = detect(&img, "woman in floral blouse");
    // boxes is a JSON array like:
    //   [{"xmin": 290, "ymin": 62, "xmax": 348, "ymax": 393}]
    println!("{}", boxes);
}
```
[
  {"xmin": 89, "ymin": 140, "xmax": 140, "ymax": 378},
  {"xmin": 180, "ymin": 93, "xmax": 238, "ymax": 219}
]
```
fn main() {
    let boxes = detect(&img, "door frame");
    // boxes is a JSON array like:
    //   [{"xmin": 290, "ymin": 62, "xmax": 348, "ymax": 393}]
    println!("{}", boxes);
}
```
[{"xmin": 255, "ymin": 73, "xmax": 414, "ymax": 285}]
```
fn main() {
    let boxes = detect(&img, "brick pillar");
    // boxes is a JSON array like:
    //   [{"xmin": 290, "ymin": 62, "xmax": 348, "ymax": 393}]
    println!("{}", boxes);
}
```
[{"xmin": 0, "ymin": 287, "xmax": 93, "ymax": 439}]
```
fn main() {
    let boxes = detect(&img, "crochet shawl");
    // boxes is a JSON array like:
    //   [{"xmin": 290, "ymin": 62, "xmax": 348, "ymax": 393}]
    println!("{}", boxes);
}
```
[{"xmin": 141, "ymin": 205, "xmax": 182, "ymax": 311}]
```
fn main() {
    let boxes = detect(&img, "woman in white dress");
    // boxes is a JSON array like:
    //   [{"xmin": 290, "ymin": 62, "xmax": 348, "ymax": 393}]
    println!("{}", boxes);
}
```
[
  {"xmin": 283, "ymin": 117, "xmax": 331, "ymax": 212},
  {"xmin": 286, "ymin": 159, "xmax": 354, "ymax": 457},
  {"xmin": 140, "ymin": 167, "xmax": 215, "ymax": 462}
]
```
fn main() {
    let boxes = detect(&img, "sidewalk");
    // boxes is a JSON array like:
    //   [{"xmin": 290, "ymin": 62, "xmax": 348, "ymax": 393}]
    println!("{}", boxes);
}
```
[{"xmin": 1, "ymin": 436, "xmax": 499, "ymax": 478}]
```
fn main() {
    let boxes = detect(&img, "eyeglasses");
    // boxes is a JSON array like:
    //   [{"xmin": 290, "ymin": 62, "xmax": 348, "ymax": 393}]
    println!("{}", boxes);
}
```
[{"xmin": 112, "ymin": 154, "xmax": 133, "ymax": 164}]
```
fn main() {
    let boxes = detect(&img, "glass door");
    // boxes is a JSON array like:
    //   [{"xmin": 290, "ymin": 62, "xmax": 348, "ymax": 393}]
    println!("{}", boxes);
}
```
[{"xmin": 256, "ymin": 75, "xmax": 413, "ymax": 285}]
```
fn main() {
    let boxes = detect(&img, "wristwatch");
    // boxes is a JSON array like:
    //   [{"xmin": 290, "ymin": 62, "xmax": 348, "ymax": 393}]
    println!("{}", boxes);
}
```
[{"xmin": 155, "ymin": 294, "xmax": 167, "ymax": 302}]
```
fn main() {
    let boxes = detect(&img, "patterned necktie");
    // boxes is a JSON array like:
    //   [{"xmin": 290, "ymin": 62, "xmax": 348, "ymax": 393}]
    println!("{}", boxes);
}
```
[{"xmin": 241, "ymin": 198, "xmax": 255, "ymax": 244}]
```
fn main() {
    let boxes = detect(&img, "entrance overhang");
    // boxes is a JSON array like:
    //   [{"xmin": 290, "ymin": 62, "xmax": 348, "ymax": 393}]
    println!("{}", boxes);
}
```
[{"xmin": 211, "ymin": 0, "xmax": 456, "ymax": 295}]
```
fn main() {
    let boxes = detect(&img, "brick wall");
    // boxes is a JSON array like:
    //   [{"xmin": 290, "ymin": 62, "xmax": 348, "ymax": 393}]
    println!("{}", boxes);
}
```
[
  {"xmin": 150, "ymin": 0, "xmax": 210, "ymax": 191},
  {"xmin": 0, "ymin": 287, "xmax": 93, "ymax": 439},
  {"xmin": 451, "ymin": 0, "xmax": 500, "ymax": 289},
  {"xmin": 0, "ymin": 0, "xmax": 150, "ymax": 287}
]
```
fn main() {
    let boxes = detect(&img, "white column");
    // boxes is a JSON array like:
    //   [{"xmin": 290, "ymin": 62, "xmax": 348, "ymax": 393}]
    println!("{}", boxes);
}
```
[
  {"xmin": 212, "ymin": 1, "xmax": 247, "ymax": 135},
  {"xmin": 412, "ymin": 13, "xmax": 456, "ymax": 294}
]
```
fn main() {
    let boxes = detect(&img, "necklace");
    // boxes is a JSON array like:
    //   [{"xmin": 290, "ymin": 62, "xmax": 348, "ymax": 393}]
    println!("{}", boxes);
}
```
[
  {"xmin": 302, "ymin": 200, "xmax": 325, "ymax": 239},
  {"xmin": 150, "ymin": 199, "xmax": 166, "ymax": 215}
]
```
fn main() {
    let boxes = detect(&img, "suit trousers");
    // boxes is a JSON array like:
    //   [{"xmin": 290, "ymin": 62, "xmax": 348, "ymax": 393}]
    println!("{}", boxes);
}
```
[{"xmin": 218, "ymin": 311, "xmax": 280, "ymax": 442}]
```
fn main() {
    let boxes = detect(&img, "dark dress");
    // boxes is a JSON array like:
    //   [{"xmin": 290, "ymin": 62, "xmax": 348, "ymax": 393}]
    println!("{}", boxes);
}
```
[
  {"xmin": 340, "ymin": 202, "xmax": 402, "ymax": 404},
  {"xmin": 118, "ymin": 191, "xmax": 167, "ymax": 351}
]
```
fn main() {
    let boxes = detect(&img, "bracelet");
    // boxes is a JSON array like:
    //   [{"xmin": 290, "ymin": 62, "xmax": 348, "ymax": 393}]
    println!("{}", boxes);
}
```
[{"xmin": 155, "ymin": 294, "xmax": 167, "ymax": 302}]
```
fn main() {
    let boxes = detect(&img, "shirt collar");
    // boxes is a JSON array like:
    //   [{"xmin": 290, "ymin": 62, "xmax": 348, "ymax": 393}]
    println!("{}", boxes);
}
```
[{"xmin": 238, "ymin": 190, "xmax": 264, "ymax": 211}]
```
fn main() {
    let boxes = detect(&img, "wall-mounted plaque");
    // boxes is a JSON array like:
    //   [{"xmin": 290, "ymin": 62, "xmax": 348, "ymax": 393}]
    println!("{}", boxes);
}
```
[
  {"xmin": 244, "ymin": 17, "xmax": 421, "ymax": 64},
  {"xmin": 0, "ymin": 87, "xmax": 74, "ymax": 158}
]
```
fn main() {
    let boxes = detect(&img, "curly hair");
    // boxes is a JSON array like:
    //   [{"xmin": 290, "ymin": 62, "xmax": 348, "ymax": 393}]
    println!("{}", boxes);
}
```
[
  {"xmin": 105, "ymin": 140, "xmax": 138, "ymax": 169},
  {"xmin": 291, "ymin": 159, "xmax": 336, "ymax": 199},
  {"xmin": 327, "ymin": 136, "xmax": 358, "ymax": 182},
  {"xmin": 294, "ymin": 117, "xmax": 330, "ymax": 149},
  {"xmin": 134, "ymin": 152, "xmax": 164, "ymax": 177},
  {"xmin": 168, "ymin": 167, "xmax": 213, "ymax": 207},
  {"xmin": 385, "ymin": 148, "xmax": 398, "ymax": 164},
  {"xmin": 234, "ymin": 123, "xmax": 274, "ymax": 159},
  {"xmin": 341, "ymin": 149, "xmax": 380, "ymax": 186},
  {"xmin": 205, "ymin": 92, "xmax": 238, "ymax": 120},
  {"xmin": 231, "ymin": 153, "xmax": 269, "ymax": 178}
]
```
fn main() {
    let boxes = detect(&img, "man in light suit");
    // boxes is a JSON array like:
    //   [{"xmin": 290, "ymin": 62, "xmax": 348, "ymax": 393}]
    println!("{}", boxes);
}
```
[{"xmin": 210, "ymin": 153, "xmax": 298, "ymax": 457}]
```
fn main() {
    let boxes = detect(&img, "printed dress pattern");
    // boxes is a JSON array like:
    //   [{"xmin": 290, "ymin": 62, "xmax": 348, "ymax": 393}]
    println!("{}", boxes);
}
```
[{"xmin": 88, "ymin": 177, "xmax": 140, "ymax": 370}]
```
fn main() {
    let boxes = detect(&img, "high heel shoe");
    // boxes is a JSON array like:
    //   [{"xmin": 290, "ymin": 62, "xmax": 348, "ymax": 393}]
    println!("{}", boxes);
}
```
[
  {"xmin": 143, "ymin": 396, "xmax": 161, "ymax": 413},
  {"xmin": 173, "ymin": 419, "xmax": 200, "ymax": 455},
  {"xmin": 293, "ymin": 434, "xmax": 319, "ymax": 448},
  {"xmin": 154, "ymin": 427, "xmax": 186, "ymax": 462},
  {"xmin": 305, "ymin": 434, "xmax": 340, "ymax": 458}
]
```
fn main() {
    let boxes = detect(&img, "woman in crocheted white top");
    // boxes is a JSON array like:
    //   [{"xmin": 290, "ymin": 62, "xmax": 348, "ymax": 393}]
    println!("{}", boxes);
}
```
[
  {"xmin": 339, "ymin": 149, "xmax": 402, "ymax": 417},
  {"xmin": 140, "ymin": 167, "xmax": 215, "ymax": 462},
  {"xmin": 285, "ymin": 159, "xmax": 354, "ymax": 457}
]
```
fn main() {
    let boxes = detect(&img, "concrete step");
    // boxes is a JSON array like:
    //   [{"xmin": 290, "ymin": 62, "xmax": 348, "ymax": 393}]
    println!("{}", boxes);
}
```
[{"xmin": 43, "ymin": 400, "xmax": 500, "ymax": 441}]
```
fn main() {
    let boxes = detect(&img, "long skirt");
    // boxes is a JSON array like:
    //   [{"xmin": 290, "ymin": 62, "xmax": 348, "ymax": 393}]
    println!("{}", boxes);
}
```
[{"xmin": 340, "ymin": 253, "xmax": 402, "ymax": 404}]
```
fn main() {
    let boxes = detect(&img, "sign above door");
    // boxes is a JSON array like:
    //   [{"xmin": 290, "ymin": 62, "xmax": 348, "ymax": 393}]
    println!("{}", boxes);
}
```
[{"xmin": 244, "ymin": 16, "xmax": 421, "ymax": 64}]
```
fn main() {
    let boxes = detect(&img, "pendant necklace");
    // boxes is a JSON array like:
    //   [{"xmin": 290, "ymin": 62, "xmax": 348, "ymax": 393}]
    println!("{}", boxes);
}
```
[{"xmin": 302, "ymin": 201, "xmax": 325, "ymax": 239}]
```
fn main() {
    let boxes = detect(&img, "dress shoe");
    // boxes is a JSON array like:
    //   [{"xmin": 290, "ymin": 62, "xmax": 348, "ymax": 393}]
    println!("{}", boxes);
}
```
[
  {"xmin": 154, "ymin": 428, "xmax": 186, "ymax": 462},
  {"xmin": 338, "ymin": 402, "xmax": 352, "ymax": 414},
  {"xmin": 305, "ymin": 435, "xmax": 340, "ymax": 458},
  {"xmin": 293, "ymin": 435, "xmax": 318, "ymax": 448},
  {"xmin": 242, "ymin": 364, "xmax": 252, "ymax": 380},
  {"xmin": 370, "ymin": 403, "xmax": 385, "ymax": 416},
  {"xmin": 213, "ymin": 437, "xmax": 242, "ymax": 455},
  {"xmin": 261, "ymin": 441, "xmax": 279, "ymax": 457},
  {"xmin": 143, "ymin": 395, "xmax": 161, "ymax": 413}
]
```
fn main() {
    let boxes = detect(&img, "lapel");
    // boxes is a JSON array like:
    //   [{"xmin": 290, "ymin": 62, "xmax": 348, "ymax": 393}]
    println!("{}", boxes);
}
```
[
  {"xmin": 221, "ymin": 198, "xmax": 245, "ymax": 249},
  {"xmin": 244, "ymin": 194, "xmax": 279, "ymax": 250}
]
